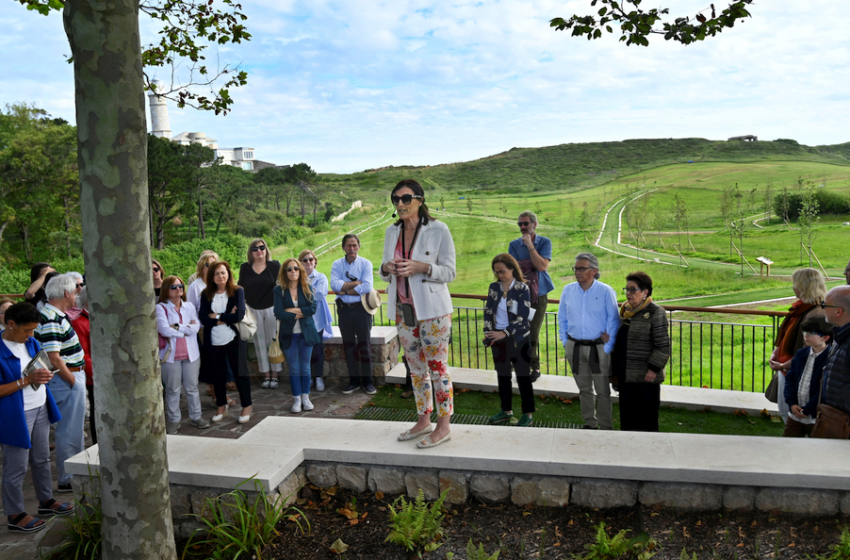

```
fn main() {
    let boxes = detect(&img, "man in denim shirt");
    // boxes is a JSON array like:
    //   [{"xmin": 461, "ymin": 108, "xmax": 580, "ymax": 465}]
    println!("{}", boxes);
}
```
[
  {"xmin": 509, "ymin": 210, "xmax": 554, "ymax": 382},
  {"xmin": 331, "ymin": 234, "xmax": 376, "ymax": 395}
]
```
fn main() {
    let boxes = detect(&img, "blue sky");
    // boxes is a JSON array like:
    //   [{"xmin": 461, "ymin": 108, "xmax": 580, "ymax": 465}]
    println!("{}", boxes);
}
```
[{"xmin": 1, "ymin": 1, "xmax": 848, "ymax": 173}]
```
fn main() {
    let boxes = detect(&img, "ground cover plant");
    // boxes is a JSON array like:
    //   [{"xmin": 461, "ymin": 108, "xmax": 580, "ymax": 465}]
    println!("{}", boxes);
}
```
[
  {"xmin": 367, "ymin": 385, "xmax": 782, "ymax": 437},
  {"xmin": 263, "ymin": 483, "xmax": 849, "ymax": 559}
]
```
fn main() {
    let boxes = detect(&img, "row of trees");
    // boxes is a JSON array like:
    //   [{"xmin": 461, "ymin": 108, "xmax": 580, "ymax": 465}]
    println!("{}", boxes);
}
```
[{"xmin": 0, "ymin": 104, "xmax": 331, "ymax": 263}]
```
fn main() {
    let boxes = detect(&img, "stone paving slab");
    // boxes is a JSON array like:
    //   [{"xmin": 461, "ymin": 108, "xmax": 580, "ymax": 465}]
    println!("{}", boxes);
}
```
[{"xmin": 385, "ymin": 366, "xmax": 779, "ymax": 416}]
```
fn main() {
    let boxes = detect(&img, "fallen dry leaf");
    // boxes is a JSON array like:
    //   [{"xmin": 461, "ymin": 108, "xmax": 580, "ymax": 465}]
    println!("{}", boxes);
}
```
[
  {"xmin": 375, "ymin": 491, "xmax": 384, "ymax": 500},
  {"xmin": 329, "ymin": 539, "xmax": 349, "ymax": 554},
  {"xmin": 736, "ymin": 543, "xmax": 744, "ymax": 548}
]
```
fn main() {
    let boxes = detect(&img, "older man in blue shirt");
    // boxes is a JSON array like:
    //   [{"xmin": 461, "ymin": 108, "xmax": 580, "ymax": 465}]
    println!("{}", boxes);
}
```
[
  {"xmin": 331, "ymin": 234, "xmax": 376, "ymax": 395},
  {"xmin": 509, "ymin": 210, "xmax": 554, "ymax": 382},
  {"xmin": 558, "ymin": 252, "xmax": 620, "ymax": 430}
]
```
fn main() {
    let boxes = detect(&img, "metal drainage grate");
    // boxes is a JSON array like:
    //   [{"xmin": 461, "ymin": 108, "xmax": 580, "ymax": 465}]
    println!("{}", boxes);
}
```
[{"xmin": 354, "ymin": 406, "xmax": 582, "ymax": 429}]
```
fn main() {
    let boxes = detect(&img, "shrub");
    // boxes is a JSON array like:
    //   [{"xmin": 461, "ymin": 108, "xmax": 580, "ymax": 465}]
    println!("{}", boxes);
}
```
[
  {"xmin": 773, "ymin": 190, "xmax": 849, "ymax": 220},
  {"xmin": 47, "ymin": 473, "xmax": 103, "ymax": 560},
  {"xmin": 385, "ymin": 488, "xmax": 449, "ymax": 554}
]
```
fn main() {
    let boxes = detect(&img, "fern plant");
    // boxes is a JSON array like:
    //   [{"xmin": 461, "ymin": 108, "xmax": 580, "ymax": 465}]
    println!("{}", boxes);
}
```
[
  {"xmin": 574, "ymin": 522, "xmax": 658, "ymax": 560},
  {"xmin": 467, "ymin": 539, "xmax": 501, "ymax": 560},
  {"xmin": 819, "ymin": 528, "xmax": 850, "ymax": 560},
  {"xmin": 385, "ymin": 488, "xmax": 449, "ymax": 554}
]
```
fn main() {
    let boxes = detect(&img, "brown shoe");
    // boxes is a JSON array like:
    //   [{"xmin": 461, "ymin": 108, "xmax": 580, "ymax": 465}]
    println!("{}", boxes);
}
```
[
  {"xmin": 226, "ymin": 382, "xmax": 237, "ymax": 392},
  {"xmin": 206, "ymin": 385, "xmax": 214, "ymax": 396}
]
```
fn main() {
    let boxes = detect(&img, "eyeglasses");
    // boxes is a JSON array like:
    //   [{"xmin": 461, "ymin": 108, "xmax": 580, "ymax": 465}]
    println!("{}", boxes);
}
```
[
  {"xmin": 572, "ymin": 266, "xmax": 593, "ymax": 273},
  {"xmin": 623, "ymin": 287, "xmax": 641, "ymax": 294},
  {"xmin": 391, "ymin": 194, "xmax": 424, "ymax": 205},
  {"xmin": 302, "ymin": 257, "xmax": 315, "ymax": 263},
  {"xmin": 251, "ymin": 245, "xmax": 266, "ymax": 252},
  {"xmin": 820, "ymin": 300, "xmax": 844, "ymax": 311},
  {"xmin": 285, "ymin": 267, "xmax": 300, "ymax": 273},
  {"xmin": 517, "ymin": 221, "xmax": 531, "ymax": 227},
  {"xmin": 170, "ymin": 284, "xmax": 185, "ymax": 290},
  {"xmin": 77, "ymin": 282, "xmax": 85, "ymax": 288},
  {"xmin": 153, "ymin": 267, "xmax": 160, "ymax": 273}
]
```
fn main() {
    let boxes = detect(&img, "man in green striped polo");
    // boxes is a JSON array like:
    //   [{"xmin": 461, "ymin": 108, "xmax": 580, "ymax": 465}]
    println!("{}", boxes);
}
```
[{"xmin": 35, "ymin": 274, "xmax": 87, "ymax": 493}]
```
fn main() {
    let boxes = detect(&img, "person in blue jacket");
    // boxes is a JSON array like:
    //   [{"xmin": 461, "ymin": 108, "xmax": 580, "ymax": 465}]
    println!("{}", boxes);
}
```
[
  {"xmin": 783, "ymin": 315, "xmax": 832, "ymax": 437},
  {"xmin": 274, "ymin": 258, "xmax": 320, "ymax": 415},
  {"xmin": 1, "ymin": 303, "xmax": 73, "ymax": 533}
]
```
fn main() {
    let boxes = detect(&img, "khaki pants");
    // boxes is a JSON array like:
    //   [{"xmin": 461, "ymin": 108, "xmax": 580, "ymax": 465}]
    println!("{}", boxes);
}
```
[{"xmin": 565, "ymin": 340, "xmax": 612, "ymax": 429}]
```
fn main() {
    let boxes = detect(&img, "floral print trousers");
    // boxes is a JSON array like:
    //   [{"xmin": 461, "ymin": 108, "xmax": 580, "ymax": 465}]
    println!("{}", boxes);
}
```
[{"xmin": 396, "ymin": 308, "xmax": 454, "ymax": 417}]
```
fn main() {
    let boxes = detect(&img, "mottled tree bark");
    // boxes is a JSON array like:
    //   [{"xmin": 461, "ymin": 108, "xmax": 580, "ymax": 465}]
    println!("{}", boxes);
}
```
[{"xmin": 64, "ymin": 1, "xmax": 177, "ymax": 559}]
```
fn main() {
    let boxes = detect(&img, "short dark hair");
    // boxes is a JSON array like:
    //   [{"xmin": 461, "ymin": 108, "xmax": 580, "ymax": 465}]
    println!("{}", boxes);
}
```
[
  {"xmin": 341, "ymin": 233, "xmax": 360, "ymax": 247},
  {"xmin": 392, "ymin": 179, "xmax": 435, "ymax": 226},
  {"xmin": 801, "ymin": 315, "xmax": 832, "ymax": 338},
  {"xmin": 5, "ymin": 302, "xmax": 41, "ymax": 326},
  {"xmin": 625, "ymin": 271, "xmax": 653, "ymax": 297}
]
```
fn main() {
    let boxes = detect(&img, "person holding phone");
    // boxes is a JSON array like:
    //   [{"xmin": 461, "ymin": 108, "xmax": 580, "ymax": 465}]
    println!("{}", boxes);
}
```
[
  {"xmin": 484, "ymin": 253, "xmax": 535, "ymax": 427},
  {"xmin": 380, "ymin": 179, "xmax": 457, "ymax": 449}
]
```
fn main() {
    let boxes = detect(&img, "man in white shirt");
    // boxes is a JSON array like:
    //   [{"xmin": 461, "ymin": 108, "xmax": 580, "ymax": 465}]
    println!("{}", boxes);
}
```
[{"xmin": 330, "ymin": 234, "xmax": 376, "ymax": 395}]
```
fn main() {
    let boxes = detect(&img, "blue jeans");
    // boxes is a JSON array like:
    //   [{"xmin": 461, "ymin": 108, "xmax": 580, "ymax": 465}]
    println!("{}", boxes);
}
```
[
  {"xmin": 283, "ymin": 334, "xmax": 313, "ymax": 397},
  {"xmin": 47, "ymin": 372, "xmax": 86, "ymax": 485}
]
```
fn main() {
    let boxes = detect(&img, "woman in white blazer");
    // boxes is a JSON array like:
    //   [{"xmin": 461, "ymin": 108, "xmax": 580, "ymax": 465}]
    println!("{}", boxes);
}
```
[
  {"xmin": 156, "ymin": 275, "xmax": 208, "ymax": 434},
  {"xmin": 380, "ymin": 179, "xmax": 457, "ymax": 449}
]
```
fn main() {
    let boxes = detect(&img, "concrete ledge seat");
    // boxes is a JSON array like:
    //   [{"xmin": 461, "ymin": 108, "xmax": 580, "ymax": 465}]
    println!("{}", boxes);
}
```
[
  {"xmin": 325, "ymin": 325, "xmax": 397, "ymax": 345},
  {"xmin": 67, "ymin": 417, "xmax": 850, "ymax": 493},
  {"xmin": 384, "ymin": 365, "xmax": 779, "ymax": 416}
]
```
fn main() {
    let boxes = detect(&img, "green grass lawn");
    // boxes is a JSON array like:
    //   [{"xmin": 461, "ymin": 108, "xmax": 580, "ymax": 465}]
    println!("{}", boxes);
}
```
[{"xmin": 368, "ymin": 384, "xmax": 783, "ymax": 437}]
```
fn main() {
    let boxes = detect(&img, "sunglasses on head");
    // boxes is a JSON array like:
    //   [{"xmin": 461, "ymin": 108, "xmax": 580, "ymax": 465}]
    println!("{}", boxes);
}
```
[
  {"xmin": 302, "ymin": 257, "xmax": 315, "ymax": 263},
  {"xmin": 251, "ymin": 245, "xmax": 266, "ymax": 252},
  {"xmin": 391, "ymin": 194, "xmax": 424, "ymax": 205},
  {"xmin": 517, "ymin": 221, "xmax": 531, "ymax": 227},
  {"xmin": 170, "ymin": 284, "xmax": 185, "ymax": 290},
  {"xmin": 285, "ymin": 266, "xmax": 300, "ymax": 273}
]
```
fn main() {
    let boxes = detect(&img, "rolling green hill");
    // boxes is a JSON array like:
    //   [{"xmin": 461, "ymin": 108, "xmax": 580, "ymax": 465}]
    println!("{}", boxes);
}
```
[{"xmin": 319, "ymin": 138, "xmax": 850, "ymax": 198}]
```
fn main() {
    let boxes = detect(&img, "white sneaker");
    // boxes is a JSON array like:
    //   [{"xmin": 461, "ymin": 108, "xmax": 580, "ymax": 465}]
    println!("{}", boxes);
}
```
[
  {"xmin": 291, "ymin": 397, "xmax": 302, "ymax": 414},
  {"xmin": 301, "ymin": 394, "xmax": 314, "ymax": 411},
  {"xmin": 315, "ymin": 377, "xmax": 325, "ymax": 392}
]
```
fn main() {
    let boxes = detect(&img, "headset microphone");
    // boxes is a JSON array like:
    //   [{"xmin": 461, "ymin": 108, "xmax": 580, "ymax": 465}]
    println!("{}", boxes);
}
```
[{"xmin": 392, "ymin": 211, "xmax": 397, "ymax": 218}]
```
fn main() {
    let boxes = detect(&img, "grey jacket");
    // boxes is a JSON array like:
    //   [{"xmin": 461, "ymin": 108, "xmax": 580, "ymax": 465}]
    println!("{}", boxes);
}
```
[{"xmin": 621, "ymin": 302, "xmax": 670, "ymax": 384}]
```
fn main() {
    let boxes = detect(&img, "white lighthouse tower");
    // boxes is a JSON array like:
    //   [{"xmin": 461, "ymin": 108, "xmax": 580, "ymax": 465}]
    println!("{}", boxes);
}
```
[{"xmin": 148, "ymin": 80, "xmax": 172, "ymax": 139}]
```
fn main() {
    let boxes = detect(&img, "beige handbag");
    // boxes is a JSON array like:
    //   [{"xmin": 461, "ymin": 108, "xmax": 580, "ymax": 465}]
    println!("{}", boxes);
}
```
[{"xmin": 268, "ymin": 320, "xmax": 284, "ymax": 364}]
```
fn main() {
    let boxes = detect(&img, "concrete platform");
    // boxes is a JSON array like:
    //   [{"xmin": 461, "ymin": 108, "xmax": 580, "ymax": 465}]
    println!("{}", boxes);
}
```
[
  {"xmin": 67, "ymin": 416, "xmax": 850, "ymax": 491},
  {"xmin": 325, "ymin": 325, "xmax": 397, "ymax": 345},
  {"xmin": 385, "ymin": 365, "xmax": 780, "ymax": 416}
]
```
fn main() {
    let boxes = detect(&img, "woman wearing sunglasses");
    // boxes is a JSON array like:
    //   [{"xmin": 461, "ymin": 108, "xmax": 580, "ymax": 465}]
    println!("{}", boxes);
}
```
[
  {"xmin": 299, "ymin": 249, "xmax": 333, "ymax": 391},
  {"xmin": 380, "ymin": 179, "xmax": 457, "ymax": 449},
  {"xmin": 239, "ymin": 239, "xmax": 282, "ymax": 389},
  {"xmin": 274, "ymin": 259, "xmax": 320, "ymax": 413},
  {"xmin": 610, "ymin": 271, "xmax": 670, "ymax": 432},
  {"xmin": 156, "ymin": 276, "xmax": 208, "ymax": 434}
]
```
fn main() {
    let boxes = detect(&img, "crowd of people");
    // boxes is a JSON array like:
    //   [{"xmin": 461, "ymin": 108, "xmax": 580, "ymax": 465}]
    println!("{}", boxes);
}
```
[{"xmin": 6, "ymin": 178, "xmax": 850, "ymax": 532}]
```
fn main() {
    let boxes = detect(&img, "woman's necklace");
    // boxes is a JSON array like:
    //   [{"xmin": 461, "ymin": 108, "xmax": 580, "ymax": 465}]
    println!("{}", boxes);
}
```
[{"xmin": 501, "ymin": 281, "xmax": 511, "ymax": 299}]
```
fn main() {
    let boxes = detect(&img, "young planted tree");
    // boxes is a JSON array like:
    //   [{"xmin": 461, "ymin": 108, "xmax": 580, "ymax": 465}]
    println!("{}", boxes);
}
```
[
  {"xmin": 649, "ymin": 200, "xmax": 668, "ymax": 248},
  {"xmin": 762, "ymin": 182, "xmax": 773, "ymax": 226},
  {"xmin": 798, "ymin": 180, "xmax": 820, "ymax": 267}
]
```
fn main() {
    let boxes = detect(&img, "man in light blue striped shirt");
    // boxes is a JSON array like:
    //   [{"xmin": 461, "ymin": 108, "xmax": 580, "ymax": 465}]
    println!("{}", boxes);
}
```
[
  {"xmin": 331, "ymin": 234, "xmax": 376, "ymax": 395},
  {"xmin": 558, "ymin": 253, "xmax": 621, "ymax": 430}
]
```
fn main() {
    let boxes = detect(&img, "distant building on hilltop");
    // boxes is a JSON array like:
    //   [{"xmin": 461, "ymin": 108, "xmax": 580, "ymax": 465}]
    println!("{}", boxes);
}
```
[
  {"xmin": 728, "ymin": 135, "xmax": 758, "ymax": 142},
  {"xmin": 147, "ymin": 82, "xmax": 278, "ymax": 172}
]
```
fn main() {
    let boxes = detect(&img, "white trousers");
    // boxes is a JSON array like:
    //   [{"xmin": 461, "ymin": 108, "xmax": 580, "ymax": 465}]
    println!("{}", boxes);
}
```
[{"xmin": 250, "ymin": 305, "xmax": 282, "ymax": 374}]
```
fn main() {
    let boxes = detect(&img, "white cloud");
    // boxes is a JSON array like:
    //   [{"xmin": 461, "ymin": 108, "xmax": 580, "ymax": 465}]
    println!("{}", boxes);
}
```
[{"xmin": 1, "ymin": 0, "xmax": 848, "ymax": 172}]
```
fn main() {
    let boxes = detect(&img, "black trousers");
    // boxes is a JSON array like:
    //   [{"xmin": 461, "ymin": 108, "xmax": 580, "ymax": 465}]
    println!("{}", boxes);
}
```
[
  {"xmin": 311, "ymin": 340, "xmax": 325, "ymax": 379},
  {"xmin": 618, "ymin": 382, "xmax": 660, "ymax": 432},
  {"xmin": 87, "ymin": 384, "xmax": 97, "ymax": 445},
  {"xmin": 210, "ymin": 338, "xmax": 252, "ymax": 408},
  {"xmin": 491, "ymin": 337, "xmax": 535, "ymax": 414},
  {"xmin": 337, "ymin": 303, "xmax": 373, "ymax": 386}
]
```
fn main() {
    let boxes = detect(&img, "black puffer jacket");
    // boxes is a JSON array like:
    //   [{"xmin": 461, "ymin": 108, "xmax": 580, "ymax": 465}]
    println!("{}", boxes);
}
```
[{"xmin": 822, "ymin": 323, "xmax": 850, "ymax": 415}]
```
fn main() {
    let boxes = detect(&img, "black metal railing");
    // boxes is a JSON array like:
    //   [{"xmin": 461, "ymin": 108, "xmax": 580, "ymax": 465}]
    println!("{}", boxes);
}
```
[{"xmin": 327, "ymin": 293, "xmax": 787, "ymax": 393}]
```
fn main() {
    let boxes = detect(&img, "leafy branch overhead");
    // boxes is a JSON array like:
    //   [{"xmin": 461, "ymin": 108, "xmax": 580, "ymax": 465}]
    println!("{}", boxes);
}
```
[
  {"xmin": 550, "ymin": 0, "xmax": 753, "ymax": 46},
  {"xmin": 16, "ymin": 0, "xmax": 251, "ymax": 115}
]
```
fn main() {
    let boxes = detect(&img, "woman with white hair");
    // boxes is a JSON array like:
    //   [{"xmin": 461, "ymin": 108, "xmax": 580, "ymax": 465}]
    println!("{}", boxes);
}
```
[{"xmin": 768, "ymin": 268, "xmax": 826, "ymax": 423}]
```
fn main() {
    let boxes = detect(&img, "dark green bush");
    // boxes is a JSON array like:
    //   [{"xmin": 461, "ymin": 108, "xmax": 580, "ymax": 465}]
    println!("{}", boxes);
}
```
[{"xmin": 773, "ymin": 190, "xmax": 849, "ymax": 220}]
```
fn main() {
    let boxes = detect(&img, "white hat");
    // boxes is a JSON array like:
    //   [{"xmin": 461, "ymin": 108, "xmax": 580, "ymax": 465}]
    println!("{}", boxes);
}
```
[{"xmin": 361, "ymin": 290, "xmax": 382, "ymax": 316}]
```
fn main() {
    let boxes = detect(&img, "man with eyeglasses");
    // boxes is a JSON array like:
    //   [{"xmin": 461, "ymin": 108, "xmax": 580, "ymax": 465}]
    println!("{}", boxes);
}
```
[
  {"xmin": 330, "ymin": 234, "xmax": 376, "ymax": 395},
  {"xmin": 820, "ymin": 286, "xmax": 850, "ymax": 420},
  {"xmin": 557, "ymin": 253, "xmax": 620, "ymax": 430},
  {"xmin": 509, "ymin": 210, "xmax": 554, "ymax": 383}
]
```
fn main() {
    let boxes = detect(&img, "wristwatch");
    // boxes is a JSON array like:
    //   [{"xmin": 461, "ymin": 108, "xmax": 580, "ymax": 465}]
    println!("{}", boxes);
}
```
[{"xmin": 427, "ymin": 264, "xmax": 432, "ymax": 276}]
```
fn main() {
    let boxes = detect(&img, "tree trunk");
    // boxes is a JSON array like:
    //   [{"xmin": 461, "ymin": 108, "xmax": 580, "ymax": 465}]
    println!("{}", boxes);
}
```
[
  {"xmin": 64, "ymin": 1, "xmax": 177, "ymax": 559},
  {"xmin": 198, "ymin": 188, "xmax": 206, "ymax": 240},
  {"xmin": 63, "ymin": 195, "xmax": 72, "ymax": 258},
  {"xmin": 300, "ymin": 189, "xmax": 305, "ymax": 223},
  {"xmin": 0, "ymin": 220, "xmax": 8, "ymax": 245},
  {"xmin": 20, "ymin": 223, "xmax": 32, "ymax": 262}
]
